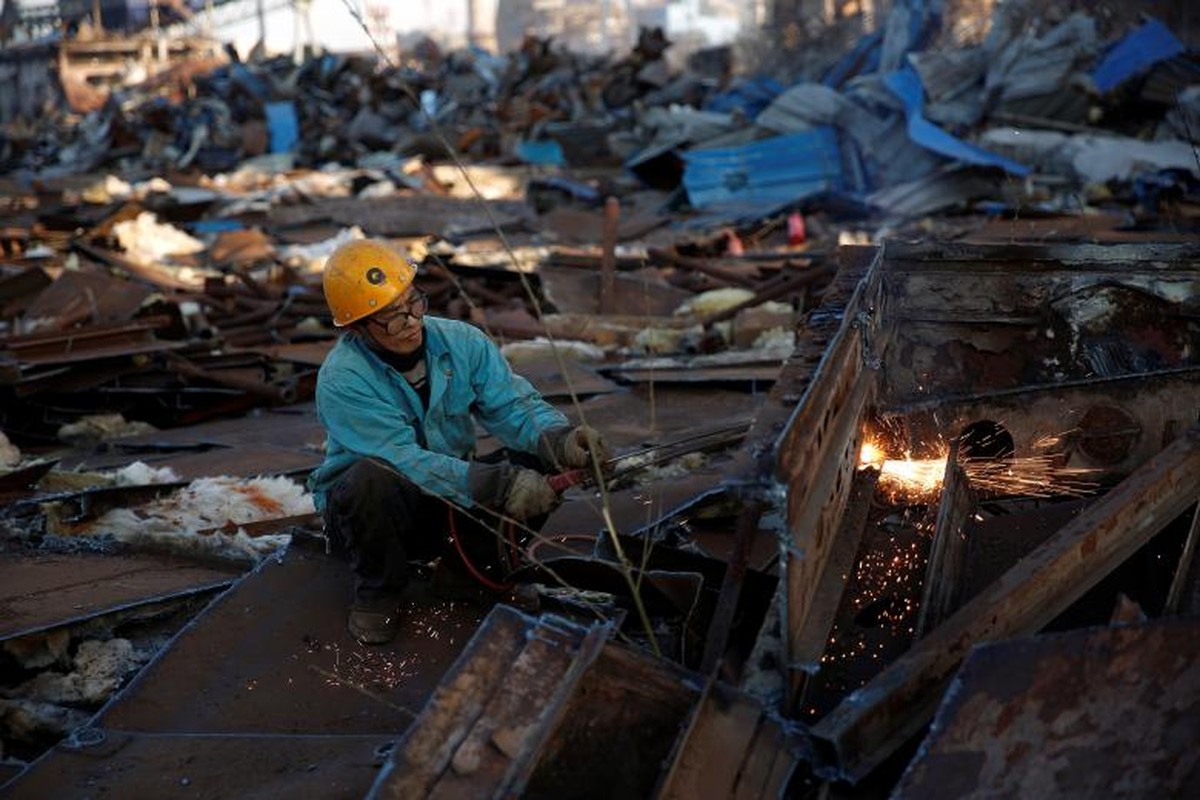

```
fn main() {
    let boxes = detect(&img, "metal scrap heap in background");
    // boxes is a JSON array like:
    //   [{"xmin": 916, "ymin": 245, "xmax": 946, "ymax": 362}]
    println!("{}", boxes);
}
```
[{"xmin": 0, "ymin": 0, "xmax": 1197, "ymax": 797}]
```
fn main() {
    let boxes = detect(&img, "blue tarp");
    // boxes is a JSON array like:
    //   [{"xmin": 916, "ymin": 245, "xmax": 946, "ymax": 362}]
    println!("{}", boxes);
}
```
[
  {"xmin": 1092, "ymin": 18, "xmax": 1186, "ymax": 94},
  {"xmin": 514, "ymin": 139, "xmax": 566, "ymax": 166},
  {"xmin": 824, "ymin": 0, "xmax": 942, "ymax": 87},
  {"xmin": 823, "ymin": 30, "xmax": 884, "ymax": 88},
  {"xmin": 879, "ymin": 0, "xmax": 944, "ymax": 73},
  {"xmin": 884, "ymin": 67, "xmax": 1030, "ymax": 176},
  {"xmin": 705, "ymin": 76, "xmax": 786, "ymax": 119},
  {"xmin": 191, "ymin": 219, "xmax": 245, "ymax": 234},
  {"xmin": 265, "ymin": 101, "xmax": 299, "ymax": 154},
  {"xmin": 681, "ymin": 128, "xmax": 844, "ymax": 209}
]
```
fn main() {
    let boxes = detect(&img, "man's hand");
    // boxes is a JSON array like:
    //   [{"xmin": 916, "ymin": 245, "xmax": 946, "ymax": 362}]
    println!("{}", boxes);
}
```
[
  {"xmin": 559, "ymin": 425, "xmax": 612, "ymax": 469},
  {"xmin": 504, "ymin": 469, "xmax": 559, "ymax": 520}
]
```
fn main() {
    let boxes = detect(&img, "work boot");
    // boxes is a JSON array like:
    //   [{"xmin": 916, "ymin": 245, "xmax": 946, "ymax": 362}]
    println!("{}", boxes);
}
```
[{"xmin": 347, "ymin": 595, "xmax": 403, "ymax": 645}]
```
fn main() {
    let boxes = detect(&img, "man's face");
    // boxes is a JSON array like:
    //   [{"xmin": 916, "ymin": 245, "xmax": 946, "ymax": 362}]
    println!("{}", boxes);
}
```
[{"xmin": 363, "ymin": 288, "xmax": 428, "ymax": 356}]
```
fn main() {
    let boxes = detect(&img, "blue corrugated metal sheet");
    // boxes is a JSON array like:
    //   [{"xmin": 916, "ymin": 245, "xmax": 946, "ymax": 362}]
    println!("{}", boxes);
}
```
[
  {"xmin": 1092, "ymin": 18, "xmax": 1186, "ymax": 93},
  {"xmin": 265, "ymin": 101, "xmax": 298, "ymax": 154},
  {"xmin": 884, "ymin": 66, "xmax": 1030, "ymax": 176},
  {"xmin": 705, "ymin": 76, "xmax": 786, "ymax": 119},
  {"xmin": 515, "ymin": 139, "xmax": 566, "ymax": 166},
  {"xmin": 823, "ymin": 30, "xmax": 884, "ymax": 88},
  {"xmin": 681, "ymin": 128, "xmax": 844, "ymax": 210}
]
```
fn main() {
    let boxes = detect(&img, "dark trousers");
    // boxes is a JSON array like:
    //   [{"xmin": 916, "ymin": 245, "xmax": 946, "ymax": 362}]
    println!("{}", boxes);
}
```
[{"xmin": 323, "ymin": 457, "xmax": 533, "ymax": 604}]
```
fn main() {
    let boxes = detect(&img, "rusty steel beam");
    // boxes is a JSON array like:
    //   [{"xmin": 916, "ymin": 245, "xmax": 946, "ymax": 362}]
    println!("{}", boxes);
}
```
[
  {"xmin": 599, "ymin": 196, "xmax": 619, "ymax": 315},
  {"xmin": 790, "ymin": 467, "xmax": 878, "ymax": 706},
  {"xmin": 810, "ymin": 426, "xmax": 1200, "ymax": 783},
  {"xmin": 165, "ymin": 354, "xmax": 298, "ymax": 403},
  {"xmin": 915, "ymin": 445, "xmax": 976, "ymax": 637},
  {"xmin": 372, "ymin": 609, "xmax": 611, "ymax": 798},
  {"xmin": 0, "ymin": 316, "xmax": 177, "ymax": 366},
  {"xmin": 1165, "ymin": 503, "xmax": 1200, "ymax": 616},
  {"xmin": 776, "ymin": 248, "xmax": 886, "ymax": 705},
  {"xmin": 72, "ymin": 240, "xmax": 198, "ymax": 291},
  {"xmin": 700, "ymin": 496, "xmax": 766, "ymax": 674},
  {"xmin": 647, "ymin": 248, "xmax": 760, "ymax": 288},
  {"xmin": 719, "ymin": 245, "xmax": 874, "ymax": 696}
]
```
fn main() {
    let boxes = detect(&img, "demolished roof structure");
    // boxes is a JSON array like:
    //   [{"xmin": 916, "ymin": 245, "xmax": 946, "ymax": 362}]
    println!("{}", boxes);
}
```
[{"xmin": 0, "ymin": 0, "xmax": 1198, "ymax": 796}]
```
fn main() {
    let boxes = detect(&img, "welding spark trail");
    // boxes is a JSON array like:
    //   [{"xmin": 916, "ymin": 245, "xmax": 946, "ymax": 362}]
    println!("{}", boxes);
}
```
[
  {"xmin": 859, "ymin": 440, "xmax": 1100, "ymax": 502},
  {"xmin": 306, "ymin": 664, "xmax": 418, "ymax": 718}
]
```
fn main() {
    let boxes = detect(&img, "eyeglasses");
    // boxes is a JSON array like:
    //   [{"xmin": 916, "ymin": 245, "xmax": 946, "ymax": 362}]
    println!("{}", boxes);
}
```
[{"xmin": 369, "ymin": 291, "xmax": 429, "ymax": 333}]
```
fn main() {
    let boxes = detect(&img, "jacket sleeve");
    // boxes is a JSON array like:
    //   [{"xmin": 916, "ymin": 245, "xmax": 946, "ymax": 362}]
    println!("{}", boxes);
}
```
[
  {"xmin": 465, "ymin": 329, "xmax": 569, "ymax": 459},
  {"xmin": 316, "ymin": 366, "xmax": 475, "ymax": 506}
]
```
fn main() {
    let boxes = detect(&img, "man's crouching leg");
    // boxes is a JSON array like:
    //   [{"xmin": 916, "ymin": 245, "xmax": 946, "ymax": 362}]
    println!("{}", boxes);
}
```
[{"xmin": 324, "ymin": 458, "xmax": 434, "ymax": 644}]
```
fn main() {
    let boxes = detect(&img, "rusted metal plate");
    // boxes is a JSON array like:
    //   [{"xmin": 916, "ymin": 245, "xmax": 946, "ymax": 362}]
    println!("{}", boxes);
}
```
[
  {"xmin": 0, "ymin": 318, "xmax": 184, "ymax": 370},
  {"xmin": 785, "ymin": 468, "xmax": 881, "ymax": 689},
  {"xmin": 1166, "ymin": 505, "xmax": 1200, "ymax": 615},
  {"xmin": 606, "ymin": 363, "xmax": 784, "ymax": 385},
  {"xmin": 97, "ymin": 535, "xmax": 485, "ymax": 736},
  {"xmin": 520, "ymin": 632, "xmax": 700, "ymax": 799},
  {"xmin": 961, "ymin": 499, "xmax": 1091, "ymax": 603},
  {"xmin": 656, "ymin": 680, "xmax": 795, "ymax": 800},
  {"xmin": 268, "ymin": 196, "xmax": 531, "ymax": 239},
  {"xmin": 2, "ymin": 732, "xmax": 394, "ymax": 799},
  {"xmin": 513, "ymin": 357, "xmax": 621, "ymax": 400},
  {"xmin": 916, "ymin": 452, "xmax": 975, "ymax": 637},
  {"xmin": 0, "ymin": 551, "xmax": 242, "ymax": 641},
  {"xmin": 545, "ymin": 466, "xmax": 729, "ymax": 541},
  {"xmin": 962, "ymin": 213, "xmax": 1200, "ymax": 244},
  {"xmin": 0, "ymin": 762, "xmax": 23, "ymax": 786},
  {"xmin": 892, "ymin": 616, "xmax": 1200, "ymax": 799},
  {"xmin": 539, "ymin": 265, "xmax": 693, "ymax": 317},
  {"xmin": 879, "ymin": 242, "xmax": 1200, "ymax": 403},
  {"xmin": 886, "ymin": 369, "xmax": 1200, "ymax": 478},
  {"xmin": 810, "ymin": 427, "xmax": 1200, "ymax": 783},
  {"xmin": 0, "ymin": 266, "xmax": 53, "ymax": 317},
  {"xmin": 0, "ymin": 459, "xmax": 57, "ymax": 503},
  {"xmin": 60, "ymin": 404, "xmax": 327, "ymax": 480},
  {"xmin": 18, "ymin": 268, "xmax": 152, "ymax": 329},
  {"xmin": 228, "ymin": 341, "xmax": 335, "ymax": 367}
]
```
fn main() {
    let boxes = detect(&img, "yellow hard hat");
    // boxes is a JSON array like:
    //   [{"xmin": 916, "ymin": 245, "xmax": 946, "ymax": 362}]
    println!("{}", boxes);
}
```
[{"xmin": 322, "ymin": 239, "xmax": 418, "ymax": 327}]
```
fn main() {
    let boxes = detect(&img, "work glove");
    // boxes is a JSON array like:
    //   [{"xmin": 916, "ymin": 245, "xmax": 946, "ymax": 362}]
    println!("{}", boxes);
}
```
[
  {"xmin": 557, "ymin": 425, "xmax": 612, "ymax": 469},
  {"xmin": 504, "ymin": 468, "xmax": 559, "ymax": 521}
]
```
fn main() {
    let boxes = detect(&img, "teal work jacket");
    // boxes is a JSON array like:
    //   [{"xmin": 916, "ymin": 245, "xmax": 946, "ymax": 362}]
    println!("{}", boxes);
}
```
[{"xmin": 308, "ymin": 316, "xmax": 568, "ymax": 510}]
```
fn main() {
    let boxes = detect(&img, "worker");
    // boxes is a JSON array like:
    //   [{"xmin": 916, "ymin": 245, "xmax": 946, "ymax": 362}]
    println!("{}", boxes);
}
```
[{"xmin": 308, "ymin": 239, "xmax": 611, "ymax": 645}]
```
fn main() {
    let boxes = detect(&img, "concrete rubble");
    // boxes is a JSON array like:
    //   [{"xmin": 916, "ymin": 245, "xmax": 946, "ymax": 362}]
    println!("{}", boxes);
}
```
[{"xmin": 0, "ymin": 0, "xmax": 1197, "ymax": 797}]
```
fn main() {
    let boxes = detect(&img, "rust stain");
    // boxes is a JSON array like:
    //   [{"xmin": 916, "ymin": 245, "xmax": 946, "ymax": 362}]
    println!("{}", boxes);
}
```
[
  {"xmin": 233, "ymin": 485, "xmax": 286, "ymax": 515},
  {"xmin": 1080, "ymin": 532, "xmax": 1097, "ymax": 558}
]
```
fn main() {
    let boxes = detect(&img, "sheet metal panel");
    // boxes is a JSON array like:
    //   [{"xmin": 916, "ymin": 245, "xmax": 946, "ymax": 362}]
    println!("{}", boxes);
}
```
[
  {"xmin": 2, "ymin": 733, "xmax": 394, "ymax": 799},
  {"xmin": 1092, "ymin": 18, "xmax": 1186, "ymax": 93},
  {"xmin": 682, "ymin": 129, "xmax": 844, "ymax": 210},
  {"xmin": 96, "ymin": 535, "xmax": 484, "ymax": 735},
  {"xmin": 893, "ymin": 616, "xmax": 1200, "ymax": 799},
  {"xmin": 0, "ymin": 551, "xmax": 241, "ymax": 641}
]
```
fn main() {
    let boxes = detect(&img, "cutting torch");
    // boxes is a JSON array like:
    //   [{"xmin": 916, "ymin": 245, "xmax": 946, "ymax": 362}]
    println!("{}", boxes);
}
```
[{"xmin": 546, "ymin": 421, "xmax": 751, "ymax": 493}]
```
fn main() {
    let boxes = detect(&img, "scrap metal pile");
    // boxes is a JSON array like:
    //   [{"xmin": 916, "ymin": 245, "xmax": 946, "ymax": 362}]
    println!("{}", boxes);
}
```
[{"xmin": 0, "ymin": 0, "xmax": 1197, "ymax": 797}]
